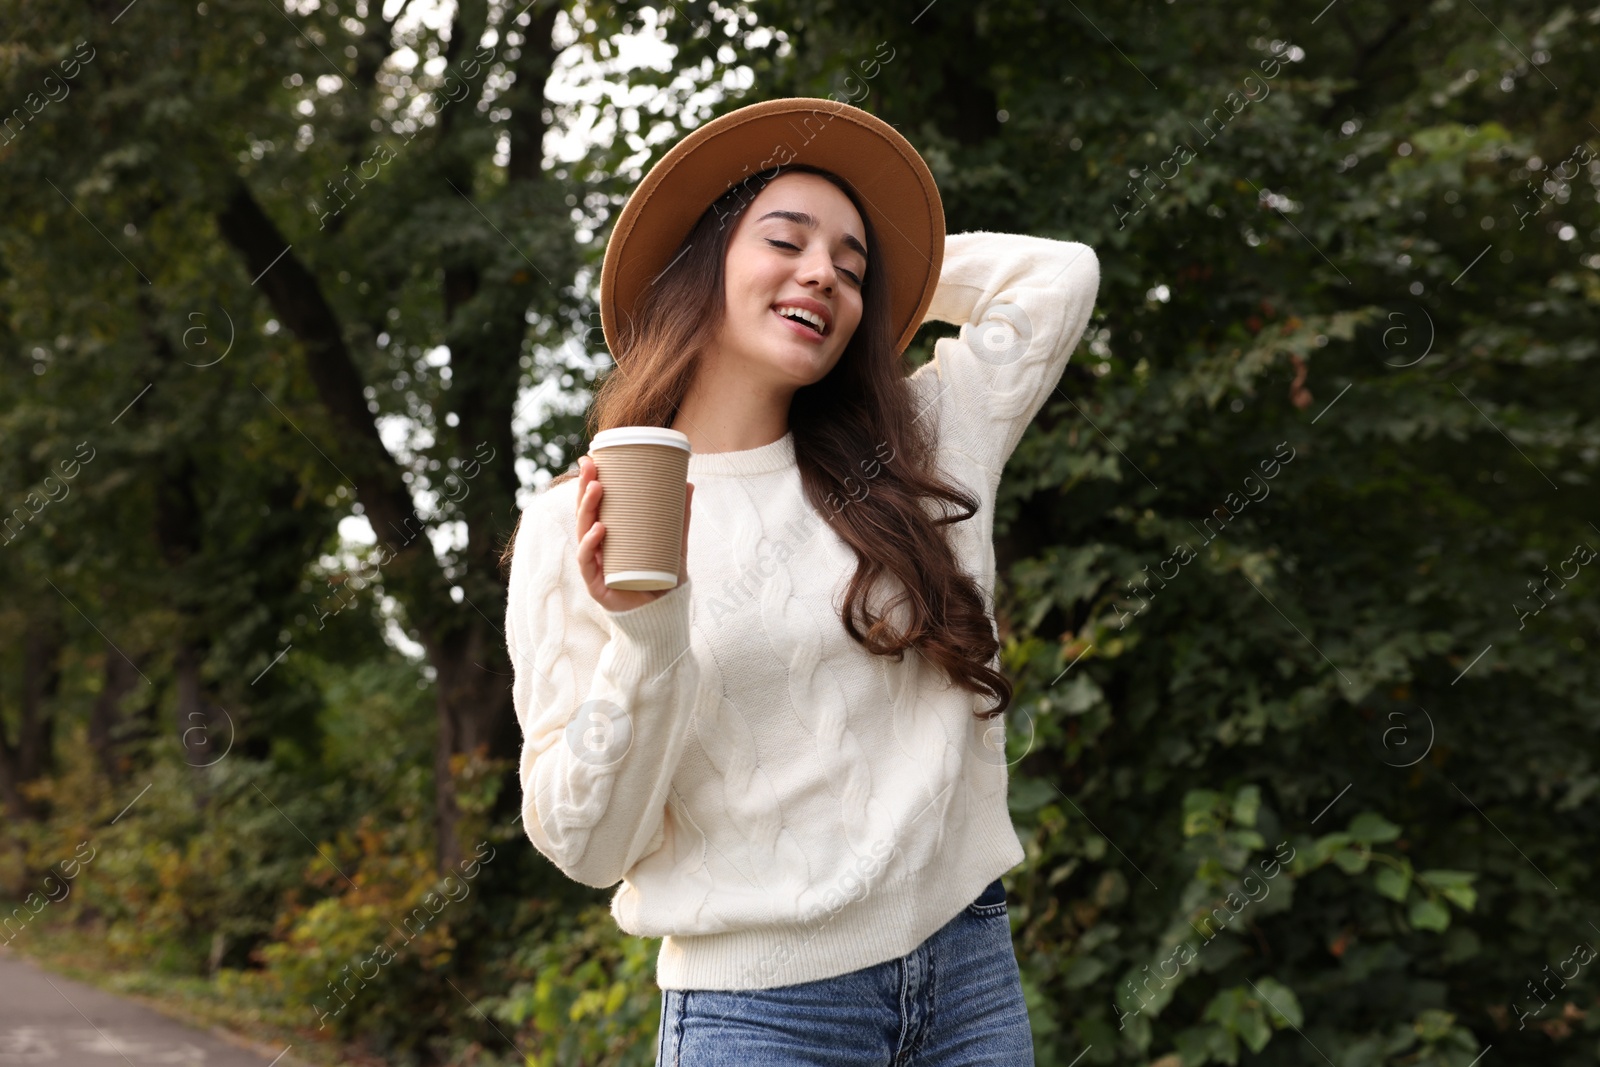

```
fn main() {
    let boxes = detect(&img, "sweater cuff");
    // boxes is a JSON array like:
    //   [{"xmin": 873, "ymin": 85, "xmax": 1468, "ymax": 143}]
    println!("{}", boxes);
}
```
[
  {"xmin": 601, "ymin": 577, "xmax": 694, "ymax": 681},
  {"xmin": 922, "ymin": 232, "xmax": 989, "ymax": 326}
]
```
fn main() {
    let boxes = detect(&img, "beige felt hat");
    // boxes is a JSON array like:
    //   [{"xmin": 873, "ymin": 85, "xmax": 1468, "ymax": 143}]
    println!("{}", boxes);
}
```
[{"xmin": 598, "ymin": 97, "xmax": 946, "ymax": 360}]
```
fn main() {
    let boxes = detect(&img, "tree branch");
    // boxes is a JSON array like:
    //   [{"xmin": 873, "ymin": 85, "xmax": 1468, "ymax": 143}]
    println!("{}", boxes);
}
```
[
  {"xmin": 437, "ymin": 0, "xmax": 490, "ymax": 147},
  {"xmin": 213, "ymin": 181, "xmax": 438, "ymax": 586},
  {"xmin": 1317, "ymin": 8, "xmax": 1421, "ymax": 126},
  {"xmin": 506, "ymin": 0, "xmax": 562, "ymax": 184}
]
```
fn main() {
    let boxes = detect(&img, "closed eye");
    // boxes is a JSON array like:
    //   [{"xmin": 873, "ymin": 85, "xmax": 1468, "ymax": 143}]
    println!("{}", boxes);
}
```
[{"xmin": 766, "ymin": 239, "xmax": 863, "ymax": 286}]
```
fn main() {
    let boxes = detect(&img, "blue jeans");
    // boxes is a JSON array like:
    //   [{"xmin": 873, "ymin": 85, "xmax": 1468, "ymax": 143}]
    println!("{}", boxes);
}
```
[{"xmin": 654, "ymin": 878, "xmax": 1033, "ymax": 1065}]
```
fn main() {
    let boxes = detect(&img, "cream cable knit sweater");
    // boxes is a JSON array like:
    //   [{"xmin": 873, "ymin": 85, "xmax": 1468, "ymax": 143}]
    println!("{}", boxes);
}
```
[{"xmin": 505, "ymin": 231, "xmax": 1101, "ymax": 991}]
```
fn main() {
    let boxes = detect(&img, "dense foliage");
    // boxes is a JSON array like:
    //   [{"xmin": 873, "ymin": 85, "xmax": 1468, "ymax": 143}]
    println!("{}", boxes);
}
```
[{"xmin": 3, "ymin": 1, "xmax": 1597, "ymax": 1065}]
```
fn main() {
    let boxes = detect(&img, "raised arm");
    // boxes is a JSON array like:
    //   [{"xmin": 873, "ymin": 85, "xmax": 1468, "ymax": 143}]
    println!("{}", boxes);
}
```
[
  {"xmin": 908, "ymin": 231, "xmax": 1101, "ymax": 479},
  {"xmin": 504, "ymin": 485, "xmax": 700, "ymax": 889}
]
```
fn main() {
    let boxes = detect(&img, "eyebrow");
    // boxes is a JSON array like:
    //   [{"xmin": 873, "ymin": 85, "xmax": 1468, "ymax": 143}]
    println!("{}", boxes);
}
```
[{"xmin": 756, "ymin": 210, "xmax": 868, "ymax": 263}]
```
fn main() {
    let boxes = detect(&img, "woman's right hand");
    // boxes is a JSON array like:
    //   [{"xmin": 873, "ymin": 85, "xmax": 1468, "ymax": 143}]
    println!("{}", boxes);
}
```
[{"xmin": 576, "ymin": 454, "xmax": 693, "ymax": 613}]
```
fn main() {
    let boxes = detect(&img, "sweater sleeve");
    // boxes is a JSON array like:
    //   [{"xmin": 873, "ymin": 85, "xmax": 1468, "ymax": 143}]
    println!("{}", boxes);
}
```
[
  {"xmin": 504, "ymin": 484, "xmax": 700, "ymax": 889},
  {"xmin": 908, "ymin": 231, "xmax": 1101, "ymax": 479}
]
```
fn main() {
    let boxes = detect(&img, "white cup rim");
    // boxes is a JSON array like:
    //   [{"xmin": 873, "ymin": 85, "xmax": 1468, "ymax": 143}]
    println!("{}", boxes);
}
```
[{"xmin": 589, "ymin": 426, "xmax": 692, "ymax": 453}]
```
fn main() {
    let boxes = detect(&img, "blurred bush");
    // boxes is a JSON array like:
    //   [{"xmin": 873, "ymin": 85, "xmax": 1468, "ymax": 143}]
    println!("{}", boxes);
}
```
[{"xmin": 3, "ymin": 2, "xmax": 1598, "ymax": 1066}]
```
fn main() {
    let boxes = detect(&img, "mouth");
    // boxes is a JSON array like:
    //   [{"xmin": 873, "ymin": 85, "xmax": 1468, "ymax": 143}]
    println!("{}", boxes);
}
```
[{"xmin": 772, "ymin": 306, "xmax": 829, "ymax": 341}]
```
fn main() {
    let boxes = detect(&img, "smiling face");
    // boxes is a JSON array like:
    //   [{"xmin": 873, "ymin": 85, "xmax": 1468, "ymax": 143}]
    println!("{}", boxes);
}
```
[{"xmin": 706, "ymin": 171, "xmax": 869, "ymax": 389}]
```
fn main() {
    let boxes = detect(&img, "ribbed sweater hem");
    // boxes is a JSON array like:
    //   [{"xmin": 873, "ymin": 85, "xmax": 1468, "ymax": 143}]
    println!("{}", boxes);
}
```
[{"xmin": 652, "ymin": 793, "xmax": 1026, "ymax": 991}]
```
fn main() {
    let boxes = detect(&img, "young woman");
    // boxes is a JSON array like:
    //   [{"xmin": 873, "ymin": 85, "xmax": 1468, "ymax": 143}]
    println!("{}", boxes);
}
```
[{"xmin": 501, "ymin": 98, "xmax": 1100, "ymax": 1065}]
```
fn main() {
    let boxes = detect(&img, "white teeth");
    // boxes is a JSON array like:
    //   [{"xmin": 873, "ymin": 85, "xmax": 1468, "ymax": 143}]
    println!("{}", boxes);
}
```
[{"xmin": 776, "ymin": 306, "xmax": 826, "ymax": 334}]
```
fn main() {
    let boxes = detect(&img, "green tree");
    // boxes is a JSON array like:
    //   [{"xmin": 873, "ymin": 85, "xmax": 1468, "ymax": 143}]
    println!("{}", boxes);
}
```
[{"xmin": 3, "ymin": 1, "xmax": 1598, "ymax": 1064}]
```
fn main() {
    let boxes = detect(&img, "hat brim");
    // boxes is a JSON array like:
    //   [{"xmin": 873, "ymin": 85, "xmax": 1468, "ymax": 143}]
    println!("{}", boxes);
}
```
[{"xmin": 599, "ymin": 97, "xmax": 945, "ymax": 361}]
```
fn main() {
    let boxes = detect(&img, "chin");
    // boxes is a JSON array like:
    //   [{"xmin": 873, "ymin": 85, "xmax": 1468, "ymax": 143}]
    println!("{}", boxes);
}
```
[{"xmin": 778, "ymin": 352, "xmax": 838, "ymax": 385}]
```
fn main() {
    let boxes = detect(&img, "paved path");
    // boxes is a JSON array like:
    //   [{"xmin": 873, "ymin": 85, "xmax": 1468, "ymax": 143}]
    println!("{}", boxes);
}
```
[{"xmin": 0, "ymin": 950, "xmax": 300, "ymax": 1067}]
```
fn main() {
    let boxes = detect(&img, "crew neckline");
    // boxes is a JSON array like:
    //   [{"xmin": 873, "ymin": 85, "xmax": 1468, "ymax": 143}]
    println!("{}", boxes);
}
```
[{"xmin": 687, "ymin": 430, "xmax": 796, "ymax": 477}]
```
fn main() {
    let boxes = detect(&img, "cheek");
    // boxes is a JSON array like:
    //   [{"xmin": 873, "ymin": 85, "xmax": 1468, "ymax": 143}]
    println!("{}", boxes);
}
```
[
  {"xmin": 839, "ymin": 299, "xmax": 864, "ymax": 341},
  {"xmin": 732, "ymin": 260, "xmax": 784, "ymax": 309}
]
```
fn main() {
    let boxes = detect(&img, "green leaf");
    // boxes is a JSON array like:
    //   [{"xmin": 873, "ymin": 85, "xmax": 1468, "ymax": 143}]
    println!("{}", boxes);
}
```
[
  {"xmin": 1374, "ymin": 862, "xmax": 1412, "ymax": 901},
  {"xmin": 1173, "ymin": 1024, "xmax": 1233, "ymax": 1067},
  {"xmin": 1057, "ymin": 671, "xmax": 1103, "ymax": 715},
  {"xmin": 1063, "ymin": 953, "xmax": 1107, "ymax": 990},
  {"xmin": 1442, "ymin": 926, "xmax": 1483, "ymax": 964},
  {"xmin": 1203, "ymin": 986, "xmax": 1247, "ymax": 1029},
  {"xmin": 1332, "ymin": 845, "xmax": 1371, "ymax": 874},
  {"xmin": 1078, "ymin": 922, "xmax": 1120, "ymax": 952},
  {"xmin": 1418, "ymin": 870, "xmax": 1479, "ymax": 911},
  {"xmin": 1307, "ymin": 832, "xmax": 1351, "ymax": 867},
  {"xmin": 1347, "ymin": 811, "xmax": 1403, "ymax": 844},
  {"xmin": 1114, "ymin": 1004, "xmax": 1153, "ymax": 1052},
  {"xmin": 1183, "ymin": 789, "xmax": 1226, "ymax": 837},
  {"xmin": 1414, "ymin": 1009, "xmax": 1456, "ymax": 1042},
  {"xmin": 1201, "ymin": 984, "xmax": 1279, "ymax": 1053},
  {"xmin": 1177, "ymin": 1023, "xmax": 1222, "ymax": 1067},
  {"xmin": 1231, "ymin": 785, "xmax": 1261, "ymax": 828},
  {"xmin": 1415, "ymin": 869, "xmax": 1476, "ymax": 888},
  {"xmin": 1409, "ymin": 897, "xmax": 1451, "ymax": 932},
  {"xmin": 1007, "ymin": 776, "xmax": 1056, "ymax": 815},
  {"xmin": 1226, "ymin": 828, "xmax": 1267, "ymax": 852},
  {"xmin": 1250, "ymin": 977, "xmax": 1305, "ymax": 1029},
  {"xmin": 1238, "ymin": 1002, "xmax": 1271, "ymax": 1052}
]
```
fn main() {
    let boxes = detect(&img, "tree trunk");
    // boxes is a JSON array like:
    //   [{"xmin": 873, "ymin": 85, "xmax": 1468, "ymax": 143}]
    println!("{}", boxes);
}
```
[
  {"xmin": 212, "ymin": 1, "xmax": 564, "ymax": 872},
  {"xmin": 0, "ymin": 618, "xmax": 64, "ymax": 822},
  {"xmin": 88, "ymin": 635, "xmax": 145, "ymax": 784},
  {"xmin": 0, "ymin": 721, "xmax": 30, "ymax": 824},
  {"xmin": 174, "ymin": 641, "xmax": 220, "ymax": 808}
]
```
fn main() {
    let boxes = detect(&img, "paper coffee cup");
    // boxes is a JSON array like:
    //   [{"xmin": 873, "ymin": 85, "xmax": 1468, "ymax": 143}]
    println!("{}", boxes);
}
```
[{"xmin": 588, "ymin": 427, "xmax": 692, "ymax": 591}]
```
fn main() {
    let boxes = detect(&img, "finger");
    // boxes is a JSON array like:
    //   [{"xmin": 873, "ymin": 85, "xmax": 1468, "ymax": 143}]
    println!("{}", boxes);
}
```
[
  {"xmin": 582, "ymin": 454, "xmax": 595, "ymax": 524},
  {"xmin": 580, "ymin": 482, "xmax": 604, "ymax": 544},
  {"xmin": 577, "ymin": 519, "xmax": 603, "ymax": 582},
  {"xmin": 576, "ymin": 523, "xmax": 593, "ymax": 585},
  {"xmin": 579, "ymin": 454, "xmax": 598, "ymax": 511},
  {"xmin": 589, "ymin": 544, "xmax": 608, "ymax": 603}
]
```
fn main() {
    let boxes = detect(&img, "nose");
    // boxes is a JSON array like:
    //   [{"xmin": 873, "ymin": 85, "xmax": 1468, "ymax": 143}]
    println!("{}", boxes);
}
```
[{"xmin": 796, "ymin": 246, "xmax": 837, "ymax": 294}]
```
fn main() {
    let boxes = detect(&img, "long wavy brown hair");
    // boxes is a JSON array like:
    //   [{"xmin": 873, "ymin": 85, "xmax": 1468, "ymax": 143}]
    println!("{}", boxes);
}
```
[{"xmin": 500, "ymin": 162, "xmax": 1009, "ymax": 719}]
